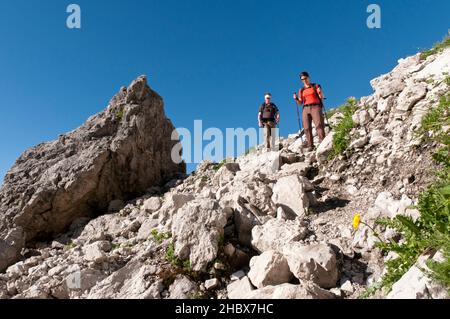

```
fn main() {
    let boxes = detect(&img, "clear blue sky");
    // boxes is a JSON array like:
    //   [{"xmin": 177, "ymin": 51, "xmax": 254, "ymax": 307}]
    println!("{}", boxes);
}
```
[{"xmin": 0, "ymin": 0, "xmax": 449, "ymax": 181}]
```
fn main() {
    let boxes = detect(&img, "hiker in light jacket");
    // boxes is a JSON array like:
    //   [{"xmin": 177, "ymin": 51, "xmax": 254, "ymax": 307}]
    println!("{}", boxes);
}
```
[{"xmin": 258, "ymin": 93, "xmax": 280, "ymax": 151}]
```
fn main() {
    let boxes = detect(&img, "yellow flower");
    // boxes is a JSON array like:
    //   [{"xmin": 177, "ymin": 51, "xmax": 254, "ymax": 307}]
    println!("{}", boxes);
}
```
[{"xmin": 352, "ymin": 213, "xmax": 361, "ymax": 230}]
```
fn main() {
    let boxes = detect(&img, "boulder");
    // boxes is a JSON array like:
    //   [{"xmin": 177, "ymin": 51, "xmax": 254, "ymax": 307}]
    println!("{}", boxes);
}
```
[
  {"xmin": 395, "ymin": 81, "xmax": 427, "ymax": 112},
  {"xmin": 0, "ymin": 76, "xmax": 185, "ymax": 271},
  {"xmin": 88, "ymin": 260, "xmax": 160, "ymax": 299},
  {"xmin": 377, "ymin": 95, "xmax": 395, "ymax": 113},
  {"xmin": 205, "ymin": 278, "xmax": 220, "ymax": 291},
  {"xmin": 370, "ymin": 75, "xmax": 406, "ymax": 98},
  {"xmin": 0, "ymin": 228, "xmax": 25, "ymax": 273},
  {"xmin": 248, "ymin": 251, "xmax": 292, "ymax": 288},
  {"xmin": 168, "ymin": 275, "xmax": 199, "ymax": 299},
  {"xmin": 251, "ymin": 218, "xmax": 308, "ymax": 253},
  {"xmin": 350, "ymin": 136, "xmax": 369, "ymax": 149},
  {"xmin": 83, "ymin": 241, "xmax": 111, "ymax": 264},
  {"xmin": 237, "ymin": 151, "xmax": 281, "ymax": 175},
  {"xmin": 227, "ymin": 276, "xmax": 255, "ymax": 299},
  {"xmin": 142, "ymin": 197, "xmax": 162, "ymax": 213},
  {"xmin": 243, "ymin": 283, "xmax": 335, "ymax": 299},
  {"xmin": 388, "ymin": 253, "xmax": 449, "ymax": 299},
  {"xmin": 171, "ymin": 199, "xmax": 227, "ymax": 272},
  {"xmin": 280, "ymin": 162, "xmax": 310, "ymax": 176},
  {"xmin": 271, "ymin": 175, "xmax": 311, "ymax": 218},
  {"xmin": 136, "ymin": 218, "xmax": 160, "ymax": 241},
  {"xmin": 282, "ymin": 243, "xmax": 339, "ymax": 289},
  {"xmin": 213, "ymin": 163, "xmax": 240, "ymax": 187},
  {"xmin": 315, "ymin": 132, "xmax": 334, "ymax": 164},
  {"xmin": 369, "ymin": 130, "xmax": 388, "ymax": 146}
]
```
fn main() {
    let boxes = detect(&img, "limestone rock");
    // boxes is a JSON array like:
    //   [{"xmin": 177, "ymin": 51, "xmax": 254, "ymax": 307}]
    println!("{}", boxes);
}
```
[
  {"xmin": 83, "ymin": 241, "xmax": 111, "ymax": 263},
  {"xmin": 271, "ymin": 175, "xmax": 310, "ymax": 218},
  {"xmin": 395, "ymin": 81, "xmax": 427, "ymax": 112},
  {"xmin": 388, "ymin": 253, "xmax": 449, "ymax": 299},
  {"xmin": 142, "ymin": 197, "xmax": 162, "ymax": 213},
  {"xmin": 243, "ymin": 282, "xmax": 335, "ymax": 299},
  {"xmin": 88, "ymin": 260, "xmax": 160, "ymax": 299},
  {"xmin": 171, "ymin": 199, "xmax": 227, "ymax": 272},
  {"xmin": 316, "ymin": 132, "xmax": 334, "ymax": 164},
  {"xmin": 282, "ymin": 243, "xmax": 339, "ymax": 289},
  {"xmin": 169, "ymin": 275, "xmax": 199, "ymax": 299},
  {"xmin": 251, "ymin": 218, "xmax": 308, "ymax": 253},
  {"xmin": 227, "ymin": 276, "xmax": 255, "ymax": 299},
  {"xmin": 0, "ymin": 76, "xmax": 185, "ymax": 271},
  {"xmin": 248, "ymin": 251, "xmax": 292, "ymax": 288}
]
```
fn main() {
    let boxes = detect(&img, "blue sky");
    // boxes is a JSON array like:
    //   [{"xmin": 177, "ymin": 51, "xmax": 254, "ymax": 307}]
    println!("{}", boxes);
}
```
[{"xmin": 0, "ymin": 0, "xmax": 449, "ymax": 180}]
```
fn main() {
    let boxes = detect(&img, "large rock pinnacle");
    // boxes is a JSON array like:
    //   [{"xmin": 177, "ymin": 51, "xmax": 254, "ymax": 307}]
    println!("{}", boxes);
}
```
[{"xmin": 0, "ymin": 75, "xmax": 185, "ymax": 271}]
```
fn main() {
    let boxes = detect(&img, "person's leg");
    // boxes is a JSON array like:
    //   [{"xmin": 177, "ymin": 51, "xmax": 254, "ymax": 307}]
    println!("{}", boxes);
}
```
[
  {"xmin": 302, "ymin": 107, "xmax": 313, "ymax": 148},
  {"xmin": 311, "ymin": 106, "xmax": 326, "ymax": 142},
  {"xmin": 264, "ymin": 122, "xmax": 270, "ymax": 150},
  {"xmin": 267, "ymin": 121, "xmax": 275, "ymax": 150}
]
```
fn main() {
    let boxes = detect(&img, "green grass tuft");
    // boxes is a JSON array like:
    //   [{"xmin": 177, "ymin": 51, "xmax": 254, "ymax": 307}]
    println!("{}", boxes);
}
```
[
  {"xmin": 329, "ymin": 98, "xmax": 358, "ymax": 158},
  {"xmin": 420, "ymin": 33, "xmax": 450, "ymax": 61},
  {"xmin": 166, "ymin": 242, "xmax": 192, "ymax": 273},
  {"xmin": 116, "ymin": 105, "xmax": 125, "ymax": 121}
]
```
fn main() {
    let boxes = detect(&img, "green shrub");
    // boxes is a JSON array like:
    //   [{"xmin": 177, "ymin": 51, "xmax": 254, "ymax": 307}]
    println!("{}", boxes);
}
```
[
  {"xmin": 166, "ymin": 242, "xmax": 192, "ymax": 273},
  {"xmin": 420, "ymin": 33, "xmax": 450, "ymax": 61},
  {"xmin": 363, "ymin": 94, "xmax": 450, "ymax": 297},
  {"xmin": 116, "ymin": 105, "xmax": 125, "ymax": 121},
  {"xmin": 329, "ymin": 98, "xmax": 358, "ymax": 158}
]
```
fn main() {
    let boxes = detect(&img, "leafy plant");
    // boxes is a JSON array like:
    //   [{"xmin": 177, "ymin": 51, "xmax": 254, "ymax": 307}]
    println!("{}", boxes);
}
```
[
  {"xmin": 362, "ymin": 93, "xmax": 450, "ymax": 297},
  {"xmin": 116, "ymin": 105, "xmax": 125, "ymax": 121},
  {"xmin": 151, "ymin": 229, "xmax": 172, "ymax": 244},
  {"xmin": 329, "ymin": 98, "xmax": 358, "ymax": 158},
  {"xmin": 166, "ymin": 242, "xmax": 192, "ymax": 273}
]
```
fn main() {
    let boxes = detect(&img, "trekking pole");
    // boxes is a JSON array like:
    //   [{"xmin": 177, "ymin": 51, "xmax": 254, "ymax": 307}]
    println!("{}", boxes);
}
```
[
  {"xmin": 322, "ymin": 98, "xmax": 331, "ymax": 130},
  {"xmin": 294, "ymin": 93, "xmax": 301, "ymax": 133}
]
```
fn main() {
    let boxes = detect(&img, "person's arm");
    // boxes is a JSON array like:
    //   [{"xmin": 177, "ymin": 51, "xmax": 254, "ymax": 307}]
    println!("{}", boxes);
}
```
[
  {"xmin": 293, "ymin": 90, "xmax": 303, "ymax": 105},
  {"xmin": 274, "ymin": 105, "xmax": 280, "ymax": 124},
  {"xmin": 258, "ymin": 108, "xmax": 263, "ymax": 127},
  {"xmin": 317, "ymin": 85, "xmax": 325, "ymax": 100}
]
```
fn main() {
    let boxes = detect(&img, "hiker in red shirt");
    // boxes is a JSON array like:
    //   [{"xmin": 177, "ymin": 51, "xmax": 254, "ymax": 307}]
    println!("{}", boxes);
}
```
[{"xmin": 293, "ymin": 71, "xmax": 326, "ymax": 152}]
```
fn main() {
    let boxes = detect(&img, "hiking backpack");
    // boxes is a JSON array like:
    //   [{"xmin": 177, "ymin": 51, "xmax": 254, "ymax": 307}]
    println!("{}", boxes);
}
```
[{"xmin": 261, "ymin": 103, "xmax": 277, "ymax": 119}]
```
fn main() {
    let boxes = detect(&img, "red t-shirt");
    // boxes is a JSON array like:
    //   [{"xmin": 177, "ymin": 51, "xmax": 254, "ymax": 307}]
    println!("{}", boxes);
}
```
[{"xmin": 299, "ymin": 84, "xmax": 322, "ymax": 105}]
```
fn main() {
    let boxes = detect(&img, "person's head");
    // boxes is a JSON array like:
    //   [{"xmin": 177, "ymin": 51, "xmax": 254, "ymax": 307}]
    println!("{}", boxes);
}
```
[
  {"xmin": 264, "ymin": 93, "xmax": 272, "ymax": 103},
  {"xmin": 300, "ymin": 71, "xmax": 311, "ymax": 86}
]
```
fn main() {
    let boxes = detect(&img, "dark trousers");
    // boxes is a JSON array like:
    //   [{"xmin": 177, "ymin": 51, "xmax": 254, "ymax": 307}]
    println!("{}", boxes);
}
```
[{"xmin": 302, "ymin": 105, "xmax": 325, "ymax": 147}]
